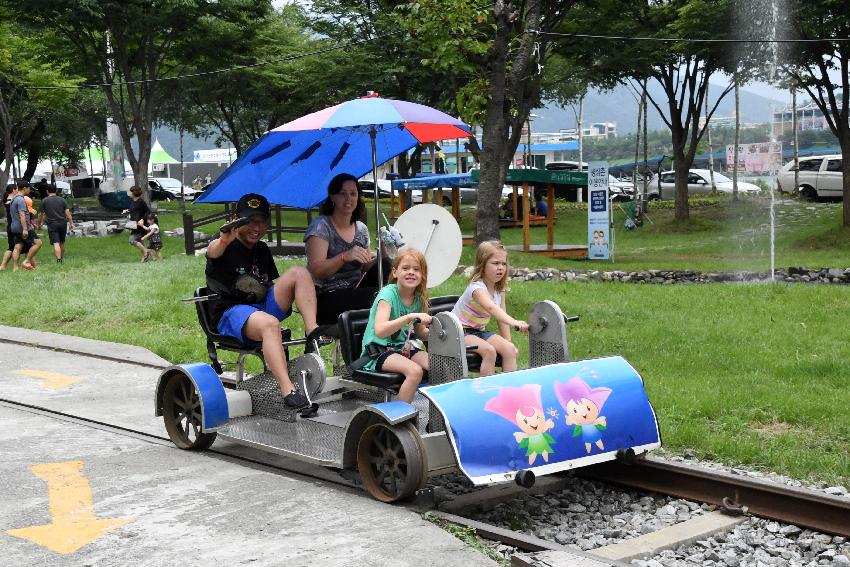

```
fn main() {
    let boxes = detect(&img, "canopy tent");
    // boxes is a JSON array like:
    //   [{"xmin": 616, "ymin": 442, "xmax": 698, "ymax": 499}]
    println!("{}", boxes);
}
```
[
  {"xmin": 150, "ymin": 139, "xmax": 179, "ymax": 164},
  {"xmin": 390, "ymin": 173, "xmax": 474, "ymax": 191}
]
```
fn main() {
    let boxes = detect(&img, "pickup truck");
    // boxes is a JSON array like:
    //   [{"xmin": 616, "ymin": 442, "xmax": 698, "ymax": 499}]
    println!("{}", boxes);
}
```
[{"xmin": 777, "ymin": 155, "xmax": 844, "ymax": 200}]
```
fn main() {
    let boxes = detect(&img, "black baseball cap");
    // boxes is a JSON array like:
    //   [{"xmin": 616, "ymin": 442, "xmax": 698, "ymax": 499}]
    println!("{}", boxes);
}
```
[{"xmin": 236, "ymin": 193, "xmax": 270, "ymax": 220}]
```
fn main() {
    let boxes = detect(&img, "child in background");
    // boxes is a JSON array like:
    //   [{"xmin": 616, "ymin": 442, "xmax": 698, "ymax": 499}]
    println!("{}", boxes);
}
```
[
  {"xmin": 452, "ymin": 240, "xmax": 528, "ymax": 375},
  {"xmin": 358, "ymin": 248, "xmax": 432, "ymax": 403},
  {"xmin": 141, "ymin": 213, "xmax": 163, "ymax": 260}
]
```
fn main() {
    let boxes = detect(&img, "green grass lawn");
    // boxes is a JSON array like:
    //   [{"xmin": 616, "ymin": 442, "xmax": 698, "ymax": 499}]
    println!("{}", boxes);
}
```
[{"xmin": 2, "ymin": 195, "xmax": 848, "ymax": 485}]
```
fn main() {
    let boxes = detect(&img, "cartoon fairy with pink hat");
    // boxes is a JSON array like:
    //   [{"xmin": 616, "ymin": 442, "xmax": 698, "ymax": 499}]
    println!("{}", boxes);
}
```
[
  {"xmin": 484, "ymin": 384, "xmax": 555, "ymax": 465},
  {"xmin": 554, "ymin": 377, "xmax": 612, "ymax": 454}
]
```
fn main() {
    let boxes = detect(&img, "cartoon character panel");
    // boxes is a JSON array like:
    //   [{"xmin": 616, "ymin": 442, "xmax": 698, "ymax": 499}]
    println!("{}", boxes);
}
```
[{"xmin": 420, "ymin": 356, "xmax": 661, "ymax": 485}]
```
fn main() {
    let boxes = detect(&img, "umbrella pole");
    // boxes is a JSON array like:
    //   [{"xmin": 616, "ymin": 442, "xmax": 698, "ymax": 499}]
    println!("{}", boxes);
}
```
[{"xmin": 371, "ymin": 127, "xmax": 383, "ymax": 285}]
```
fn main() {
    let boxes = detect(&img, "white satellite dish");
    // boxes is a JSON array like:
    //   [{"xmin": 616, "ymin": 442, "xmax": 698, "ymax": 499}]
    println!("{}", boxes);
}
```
[{"xmin": 393, "ymin": 204, "xmax": 462, "ymax": 288}]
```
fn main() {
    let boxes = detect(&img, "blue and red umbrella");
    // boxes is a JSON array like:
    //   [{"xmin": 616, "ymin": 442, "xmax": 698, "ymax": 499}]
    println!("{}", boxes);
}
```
[{"xmin": 197, "ymin": 93, "xmax": 472, "ymax": 209}]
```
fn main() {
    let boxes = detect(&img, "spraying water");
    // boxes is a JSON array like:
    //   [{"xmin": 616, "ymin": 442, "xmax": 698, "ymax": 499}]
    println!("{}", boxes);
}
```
[{"xmin": 737, "ymin": 0, "xmax": 787, "ymax": 282}]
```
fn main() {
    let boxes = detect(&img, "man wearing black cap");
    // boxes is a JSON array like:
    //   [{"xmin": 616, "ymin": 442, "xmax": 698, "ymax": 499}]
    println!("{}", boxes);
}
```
[{"xmin": 205, "ymin": 193, "xmax": 319, "ymax": 409}]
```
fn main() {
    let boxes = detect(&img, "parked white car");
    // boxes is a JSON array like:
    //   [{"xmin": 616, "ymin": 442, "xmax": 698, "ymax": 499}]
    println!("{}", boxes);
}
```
[
  {"xmin": 647, "ymin": 169, "xmax": 761, "ymax": 199},
  {"xmin": 150, "ymin": 177, "xmax": 198, "ymax": 200},
  {"xmin": 776, "ymin": 155, "xmax": 844, "ymax": 200}
]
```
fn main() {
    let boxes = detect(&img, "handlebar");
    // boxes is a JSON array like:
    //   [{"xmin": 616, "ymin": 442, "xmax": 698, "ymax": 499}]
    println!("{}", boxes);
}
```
[{"xmin": 181, "ymin": 293, "xmax": 219, "ymax": 303}]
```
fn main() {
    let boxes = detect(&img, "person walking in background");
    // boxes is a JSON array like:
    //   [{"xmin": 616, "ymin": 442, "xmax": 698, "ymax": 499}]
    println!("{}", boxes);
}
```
[
  {"xmin": 204, "ymin": 173, "xmax": 212, "ymax": 187},
  {"xmin": 1, "ymin": 184, "xmax": 20, "ymax": 271},
  {"xmin": 8, "ymin": 182, "xmax": 41, "ymax": 271},
  {"xmin": 141, "ymin": 212, "xmax": 163, "ymax": 260},
  {"xmin": 192, "ymin": 176, "xmax": 202, "ymax": 191},
  {"xmin": 122, "ymin": 186, "xmax": 151, "ymax": 262},
  {"xmin": 37, "ymin": 184, "xmax": 75, "ymax": 263}
]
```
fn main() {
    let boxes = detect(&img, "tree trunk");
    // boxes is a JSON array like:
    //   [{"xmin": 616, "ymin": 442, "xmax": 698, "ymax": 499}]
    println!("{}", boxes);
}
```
[
  {"xmin": 633, "ymin": 90, "xmax": 642, "ymax": 195},
  {"xmin": 705, "ymin": 84, "xmax": 716, "ymax": 192},
  {"xmin": 843, "ymin": 130, "xmax": 850, "ymax": 226},
  {"xmin": 792, "ymin": 87, "xmax": 799, "ymax": 193},
  {"xmin": 733, "ymin": 77, "xmax": 740, "ymax": 201},
  {"xmin": 642, "ymin": 80, "xmax": 648, "ymax": 205},
  {"xmin": 475, "ymin": 3, "xmax": 512, "ymax": 243}
]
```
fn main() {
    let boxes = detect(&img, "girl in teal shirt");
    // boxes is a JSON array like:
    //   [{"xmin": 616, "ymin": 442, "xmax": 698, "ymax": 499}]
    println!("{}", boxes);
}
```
[{"xmin": 360, "ymin": 248, "xmax": 432, "ymax": 402}]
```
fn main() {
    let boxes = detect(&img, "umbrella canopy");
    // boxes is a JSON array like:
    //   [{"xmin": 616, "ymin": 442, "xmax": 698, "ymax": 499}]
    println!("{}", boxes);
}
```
[
  {"xmin": 196, "ymin": 95, "xmax": 471, "ymax": 209},
  {"xmin": 150, "ymin": 139, "xmax": 179, "ymax": 164},
  {"xmin": 391, "ymin": 173, "xmax": 475, "ymax": 191}
]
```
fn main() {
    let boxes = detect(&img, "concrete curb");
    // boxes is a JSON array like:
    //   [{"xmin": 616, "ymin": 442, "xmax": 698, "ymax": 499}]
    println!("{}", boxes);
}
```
[{"xmin": 0, "ymin": 325, "xmax": 170, "ymax": 369}]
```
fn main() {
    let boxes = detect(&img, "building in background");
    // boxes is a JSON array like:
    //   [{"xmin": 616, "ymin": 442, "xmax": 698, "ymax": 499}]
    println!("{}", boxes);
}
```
[{"xmin": 771, "ymin": 101, "xmax": 835, "ymax": 138}]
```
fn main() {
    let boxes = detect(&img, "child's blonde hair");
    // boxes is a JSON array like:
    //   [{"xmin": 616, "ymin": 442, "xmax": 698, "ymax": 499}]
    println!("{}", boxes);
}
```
[
  {"xmin": 471, "ymin": 240, "xmax": 509, "ymax": 292},
  {"xmin": 389, "ymin": 247, "xmax": 430, "ymax": 311}
]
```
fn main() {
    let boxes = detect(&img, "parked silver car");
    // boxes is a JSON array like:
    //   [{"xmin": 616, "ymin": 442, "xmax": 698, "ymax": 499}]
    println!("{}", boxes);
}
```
[
  {"xmin": 776, "ymin": 155, "xmax": 844, "ymax": 201},
  {"xmin": 647, "ymin": 169, "xmax": 761, "ymax": 199}
]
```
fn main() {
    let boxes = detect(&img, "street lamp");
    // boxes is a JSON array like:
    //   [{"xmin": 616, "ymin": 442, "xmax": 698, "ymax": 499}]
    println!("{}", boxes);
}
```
[{"xmin": 526, "ymin": 113, "xmax": 542, "ymax": 169}]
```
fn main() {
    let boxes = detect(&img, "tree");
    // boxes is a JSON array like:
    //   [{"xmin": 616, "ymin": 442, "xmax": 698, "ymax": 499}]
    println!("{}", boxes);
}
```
[
  {"xmin": 785, "ymin": 0, "xmax": 850, "ymax": 226},
  {"xmin": 13, "ymin": 0, "xmax": 270, "ymax": 195},
  {"xmin": 309, "ymin": 0, "xmax": 463, "ymax": 184},
  {"xmin": 558, "ymin": 0, "xmax": 735, "ymax": 221},
  {"xmin": 0, "ymin": 19, "xmax": 78, "ymax": 188},
  {"xmin": 402, "ymin": 0, "xmax": 576, "ymax": 241},
  {"xmin": 157, "ymin": 4, "xmax": 321, "ymax": 156}
]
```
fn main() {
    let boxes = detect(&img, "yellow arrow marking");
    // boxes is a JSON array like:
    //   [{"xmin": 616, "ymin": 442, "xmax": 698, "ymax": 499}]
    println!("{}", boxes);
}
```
[
  {"xmin": 14, "ymin": 369, "xmax": 81, "ymax": 389},
  {"xmin": 6, "ymin": 461, "xmax": 132, "ymax": 555}
]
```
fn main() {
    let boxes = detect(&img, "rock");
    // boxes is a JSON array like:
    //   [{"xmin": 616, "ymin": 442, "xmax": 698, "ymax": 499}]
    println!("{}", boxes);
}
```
[
  {"xmin": 824, "ymin": 486, "xmax": 848, "ymax": 496},
  {"xmin": 780, "ymin": 525, "xmax": 802, "ymax": 537}
]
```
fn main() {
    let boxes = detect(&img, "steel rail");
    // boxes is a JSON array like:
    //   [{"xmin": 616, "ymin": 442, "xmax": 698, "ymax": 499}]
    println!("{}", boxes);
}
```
[
  {"xmin": 579, "ymin": 456, "xmax": 850, "ymax": 538},
  {"xmin": 0, "ymin": 397, "xmax": 360, "ymax": 492}
]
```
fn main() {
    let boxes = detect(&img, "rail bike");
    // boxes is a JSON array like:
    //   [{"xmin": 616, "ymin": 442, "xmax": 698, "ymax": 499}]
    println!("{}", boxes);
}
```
[{"xmin": 154, "ymin": 205, "xmax": 661, "ymax": 502}]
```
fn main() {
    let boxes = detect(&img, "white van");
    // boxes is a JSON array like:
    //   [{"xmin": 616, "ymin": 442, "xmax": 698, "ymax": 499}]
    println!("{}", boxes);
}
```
[{"xmin": 777, "ymin": 155, "xmax": 844, "ymax": 200}]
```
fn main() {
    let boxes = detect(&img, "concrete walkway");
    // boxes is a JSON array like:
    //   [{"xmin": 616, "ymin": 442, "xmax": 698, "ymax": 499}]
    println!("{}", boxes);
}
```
[{"xmin": 0, "ymin": 328, "xmax": 497, "ymax": 566}]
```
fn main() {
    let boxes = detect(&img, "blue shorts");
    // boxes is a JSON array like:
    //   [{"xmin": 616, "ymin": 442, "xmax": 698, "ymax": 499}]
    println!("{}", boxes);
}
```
[
  {"xmin": 217, "ymin": 285, "xmax": 291, "ymax": 344},
  {"xmin": 464, "ymin": 327, "xmax": 495, "ymax": 341}
]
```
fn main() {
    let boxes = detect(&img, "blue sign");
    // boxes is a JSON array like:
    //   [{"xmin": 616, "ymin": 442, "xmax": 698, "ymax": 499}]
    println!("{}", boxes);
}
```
[
  {"xmin": 587, "ymin": 161, "xmax": 611, "ymax": 260},
  {"xmin": 420, "ymin": 356, "xmax": 661, "ymax": 485}
]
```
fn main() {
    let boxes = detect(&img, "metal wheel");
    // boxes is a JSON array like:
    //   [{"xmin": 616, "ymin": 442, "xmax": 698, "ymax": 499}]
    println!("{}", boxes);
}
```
[
  {"xmin": 162, "ymin": 373, "xmax": 217, "ymax": 450},
  {"xmin": 357, "ymin": 422, "xmax": 426, "ymax": 502}
]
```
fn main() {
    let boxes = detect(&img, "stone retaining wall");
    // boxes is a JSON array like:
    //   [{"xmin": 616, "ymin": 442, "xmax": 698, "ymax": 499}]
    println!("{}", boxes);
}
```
[{"xmin": 459, "ymin": 266, "xmax": 850, "ymax": 285}]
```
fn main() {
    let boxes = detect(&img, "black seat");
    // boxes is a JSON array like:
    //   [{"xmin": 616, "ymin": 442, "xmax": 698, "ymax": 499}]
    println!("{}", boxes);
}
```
[
  {"xmin": 194, "ymin": 287, "xmax": 290, "ymax": 374},
  {"xmin": 338, "ymin": 308, "xmax": 406, "ymax": 391}
]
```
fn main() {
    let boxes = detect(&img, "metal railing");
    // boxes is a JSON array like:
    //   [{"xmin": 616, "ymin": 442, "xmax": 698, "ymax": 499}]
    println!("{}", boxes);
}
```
[{"xmin": 182, "ymin": 204, "xmax": 313, "ymax": 256}]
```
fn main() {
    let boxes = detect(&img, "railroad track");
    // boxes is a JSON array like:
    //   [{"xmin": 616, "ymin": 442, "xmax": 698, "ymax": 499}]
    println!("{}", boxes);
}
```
[{"xmin": 4, "ymin": 396, "xmax": 848, "ymax": 566}]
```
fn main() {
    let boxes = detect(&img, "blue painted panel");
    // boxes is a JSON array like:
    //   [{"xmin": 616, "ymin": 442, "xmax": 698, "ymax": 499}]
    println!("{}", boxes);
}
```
[
  {"xmin": 366, "ymin": 401, "xmax": 418, "ymax": 425},
  {"xmin": 420, "ymin": 356, "xmax": 661, "ymax": 484},
  {"xmin": 179, "ymin": 363, "xmax": 229, "ymax": 430}
]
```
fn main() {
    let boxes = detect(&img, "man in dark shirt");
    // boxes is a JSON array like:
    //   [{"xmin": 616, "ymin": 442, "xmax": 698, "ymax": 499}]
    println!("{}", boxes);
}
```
[
  {"xmin": 37, "ymin": 185, "xmax": 75, "ymax": 263},
  {"xmin": 206, "ymin": 193, "xmax": 319, "ymax": 409},
  {"xmin": 9, "ymin": 182, "xmax": 42, "ymax": 271}
]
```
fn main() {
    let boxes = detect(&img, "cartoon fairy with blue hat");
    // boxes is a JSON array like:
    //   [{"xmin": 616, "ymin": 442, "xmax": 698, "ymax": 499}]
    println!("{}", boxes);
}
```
[{"xmin": 554, "ymin": 377, "xmax": 612, "ymax": 453}]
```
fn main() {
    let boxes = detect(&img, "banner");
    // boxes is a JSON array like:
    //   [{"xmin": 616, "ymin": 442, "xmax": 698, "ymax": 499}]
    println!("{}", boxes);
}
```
[
  {"xmin": 420, "ymin": 357, "xmax": 661, "ymax": 485},
  {"xmin": 587, "ymin": 161, "xmax": 610, "ymax": 260},
  {"xmin": 193, "ymin": 148, "xmax": 237, "ymax": 163},
  {"xmin": 726, "ymin": 142, "xmax": 782, "ymax": 175}
]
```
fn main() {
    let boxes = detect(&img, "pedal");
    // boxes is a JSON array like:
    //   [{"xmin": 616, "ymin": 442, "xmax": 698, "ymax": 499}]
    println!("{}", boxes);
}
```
[
  {"xmin": 299, "ymin": 403, "xmax": 319, "ymax": 419},
  {"xmin": 237, "ymin": 372, "xmax": 298, "ymax": 423}
]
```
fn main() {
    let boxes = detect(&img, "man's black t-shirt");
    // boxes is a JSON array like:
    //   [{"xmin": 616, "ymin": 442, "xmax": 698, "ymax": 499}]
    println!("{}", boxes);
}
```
[
  {"xmin": 128, "ymin": 199, "xmax": 150, "ymax": 235},
  {"xmin": 205, "ymin": 237, "xmax": 280, "ymax": 328},
  {"xmin": 40, "ymin": 195, "xmax": 68, "ymax": 226}
]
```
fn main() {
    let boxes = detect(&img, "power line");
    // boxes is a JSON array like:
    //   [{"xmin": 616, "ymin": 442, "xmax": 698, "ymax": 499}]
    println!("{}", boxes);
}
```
[
  {"xmin": 528, "ymin": 29, "xmax": 850, "ymax": 44},
  {"xmin": 26, "ymin": 29, "xmax": 408, "ymax": 90}
]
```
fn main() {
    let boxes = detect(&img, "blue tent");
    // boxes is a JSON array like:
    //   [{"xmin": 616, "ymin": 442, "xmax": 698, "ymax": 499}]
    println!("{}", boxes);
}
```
[{"xmin": 391, "ymin": 173, "xmax": 475, "ymax": 191}]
